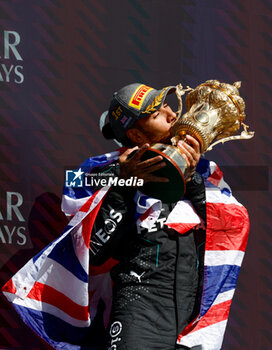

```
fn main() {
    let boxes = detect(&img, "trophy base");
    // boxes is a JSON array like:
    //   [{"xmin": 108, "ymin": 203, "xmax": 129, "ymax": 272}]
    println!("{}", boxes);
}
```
[{"xmin": 140, "ymin": 144, "xmax": 187, "ymax": 203}]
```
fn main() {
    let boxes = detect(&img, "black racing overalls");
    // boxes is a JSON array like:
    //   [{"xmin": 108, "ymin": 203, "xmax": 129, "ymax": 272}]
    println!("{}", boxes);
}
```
[{"xmin": 89, "ymin": 169, "xmax": 206, "ymax": 350}]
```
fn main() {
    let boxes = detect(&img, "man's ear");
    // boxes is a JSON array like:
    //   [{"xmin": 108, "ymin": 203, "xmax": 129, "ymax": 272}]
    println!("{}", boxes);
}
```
[{"xmin": 126, "ymin": 128, "xmax": 146, "ymax": 145}]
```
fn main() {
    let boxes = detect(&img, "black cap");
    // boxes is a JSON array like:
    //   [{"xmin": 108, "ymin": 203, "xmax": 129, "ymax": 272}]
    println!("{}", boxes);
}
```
[{"xmin": 107, "ymin": 83, "xmax": 176, "ymax": 142}]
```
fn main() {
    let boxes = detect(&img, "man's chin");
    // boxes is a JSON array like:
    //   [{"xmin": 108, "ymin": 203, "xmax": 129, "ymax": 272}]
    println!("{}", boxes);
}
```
[{"xmin": 155, "ymin": 133, "xmax": 172, "ymax": 145}]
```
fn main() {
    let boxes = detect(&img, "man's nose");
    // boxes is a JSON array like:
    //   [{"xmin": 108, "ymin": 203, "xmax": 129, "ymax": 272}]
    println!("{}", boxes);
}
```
[{"xmin": 167, "ymin": 110, "xmax": 177, "ymax": 123}]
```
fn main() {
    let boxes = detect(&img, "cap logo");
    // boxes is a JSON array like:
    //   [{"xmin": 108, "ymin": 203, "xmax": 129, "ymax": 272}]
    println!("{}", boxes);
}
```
[
  {"xmin": 128, "ymin": 85, "xmax": 153, "ymax": 110},
  {"xmin": 112, "ymin": 106, "xmax": 123, "ymax": 120},
  {"xmin": 142, "ymin": 87, "xmax": 168, "ymax": 114}
]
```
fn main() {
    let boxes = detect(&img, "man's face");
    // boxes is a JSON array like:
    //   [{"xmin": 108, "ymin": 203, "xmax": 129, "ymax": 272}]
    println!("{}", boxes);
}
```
[{"xmin": 135, "ymin": 103, "xmax": 177, "ymax": 144}]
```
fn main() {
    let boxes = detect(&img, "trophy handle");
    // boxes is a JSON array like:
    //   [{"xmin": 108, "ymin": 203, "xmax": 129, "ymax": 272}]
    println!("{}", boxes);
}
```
[
  {"xmin": 206, "ymin": 123, "xmax": 255, "ymax": 152},
  {"xmin": 175, "ymin": 84, "xmax": 193, "ymax": 121}
]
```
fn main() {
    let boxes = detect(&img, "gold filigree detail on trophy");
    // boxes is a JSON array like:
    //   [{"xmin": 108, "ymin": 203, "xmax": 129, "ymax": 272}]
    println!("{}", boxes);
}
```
[{"xmin": 171, "ymin": 79, "xmax": 255, "ymax": 152}]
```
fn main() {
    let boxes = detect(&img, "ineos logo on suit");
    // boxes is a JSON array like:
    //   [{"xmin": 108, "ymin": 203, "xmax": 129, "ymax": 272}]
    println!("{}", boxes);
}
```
[{"xmin": 95, "ymin": 209, "xmax": 123, "ymax": 244}]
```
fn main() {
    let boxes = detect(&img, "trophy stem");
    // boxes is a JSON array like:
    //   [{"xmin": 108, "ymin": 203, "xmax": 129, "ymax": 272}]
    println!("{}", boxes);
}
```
[{"xmin": 171, "ymin": 121, "xmax": 209, "ymax": 153}]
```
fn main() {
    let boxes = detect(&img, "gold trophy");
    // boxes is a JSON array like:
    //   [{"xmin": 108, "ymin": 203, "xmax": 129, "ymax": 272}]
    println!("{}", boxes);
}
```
[{"xmin": 141, "ymin": 80, "xmax": 255, "ymax": 203}]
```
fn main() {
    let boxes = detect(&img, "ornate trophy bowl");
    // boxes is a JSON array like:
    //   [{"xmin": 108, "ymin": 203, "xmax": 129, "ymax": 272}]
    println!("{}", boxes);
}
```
[
  {"xmin": 170, "ymin": 80, "xmax": 254, "ymax": 153},
  {"xmin": 141, "ymin": 80, "xmax": 254, "ymax": 203}
]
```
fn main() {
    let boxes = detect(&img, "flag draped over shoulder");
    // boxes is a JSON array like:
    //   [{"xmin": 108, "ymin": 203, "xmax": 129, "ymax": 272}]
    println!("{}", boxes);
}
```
[
  {"xmin": 2, "ymin": 151, "xmax": 249, "ymax": 350},
  {"xmin": 1, "ymin": 152, "xmax": 120, "ymax": 350},
  {"xmin": 176, "ymin": 161, "xmax": 250, "ymax": 349}
]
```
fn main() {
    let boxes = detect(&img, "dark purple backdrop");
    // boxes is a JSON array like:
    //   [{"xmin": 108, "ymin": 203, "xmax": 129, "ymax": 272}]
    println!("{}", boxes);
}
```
[{"xmin": 0, "ymin": 0, "xmax": 271, "ymax": 349}]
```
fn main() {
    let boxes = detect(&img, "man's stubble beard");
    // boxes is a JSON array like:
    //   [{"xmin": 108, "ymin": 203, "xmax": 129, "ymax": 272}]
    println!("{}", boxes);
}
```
[
  {"xmin": 135, "ymin": 126, "xmax": 172, "ymax": 145},
  {"xmin": 148, "ymin": 131, "xmax": 172, "ymax": 145}
]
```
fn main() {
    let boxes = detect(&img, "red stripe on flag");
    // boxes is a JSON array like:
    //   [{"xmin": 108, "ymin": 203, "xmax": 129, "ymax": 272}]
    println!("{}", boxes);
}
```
[
  {"xmin": 27, "ymin": 282, "xmax": 89, "ymax": 321},
  {"xmin": 178, "ymin": 299, "xmax": 232, "ymax": 341},
  {"xmin": 206, "ymin": 202, "xmax": 249, "ymax": 251},
  {"xmin": 166, "ymin": 222, "xmax": 198, "ymax": 235},
  {"xmin": 89, "ymin": 258, "xmax": 119, "ymax": 276},
  {"xmin": 1, "ymin": 278, "xmax": 17, "ymax": 294},
  {"xmin": 207, "ymin": 164, "xmax": 223, "ymax": 187},
  {"xmin": 78, "ymin": 192, "xmax": 98, "ymax": 213},
  {"xmin": 139, "ymin": 207, "xmax": 152, "ymax": 222}
]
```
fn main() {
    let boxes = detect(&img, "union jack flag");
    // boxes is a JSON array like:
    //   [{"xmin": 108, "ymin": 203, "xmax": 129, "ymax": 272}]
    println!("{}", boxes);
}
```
[
  {"xmin": 176, "ymin": 161, "xmax": 249, "ymax": 349},
  {"xmin": 2, "ymin": 152, "xmax": 249, "ymax": 350}
]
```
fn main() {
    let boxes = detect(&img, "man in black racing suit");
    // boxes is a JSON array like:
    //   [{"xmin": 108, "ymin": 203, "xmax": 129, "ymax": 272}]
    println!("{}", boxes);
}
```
[{"xmin": 89, "ymin": 83, "xmax": 205, "ymax": 350}]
